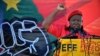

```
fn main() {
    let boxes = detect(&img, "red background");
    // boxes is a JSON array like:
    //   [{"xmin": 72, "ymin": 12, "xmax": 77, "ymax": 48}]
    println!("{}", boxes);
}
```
[{"xmin": 33, "ymin": 0, "xmax": 100, "ymax": 36}]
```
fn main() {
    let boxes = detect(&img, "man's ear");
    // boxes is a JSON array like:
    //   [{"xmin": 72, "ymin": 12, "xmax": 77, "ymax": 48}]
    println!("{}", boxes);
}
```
[{"xmin": 66, "ymin": 20, "xmax": 70, "ymax": 27}]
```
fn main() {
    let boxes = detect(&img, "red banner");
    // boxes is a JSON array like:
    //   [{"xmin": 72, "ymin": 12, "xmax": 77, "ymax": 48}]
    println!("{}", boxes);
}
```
[{"xmin": 33, "ymin": 0, "xmax": 100, "ymax": 36}]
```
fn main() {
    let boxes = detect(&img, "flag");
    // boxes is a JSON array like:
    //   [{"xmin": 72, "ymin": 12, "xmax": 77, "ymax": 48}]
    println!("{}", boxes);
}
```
[
  {"xmin": 0, "ymin": 0, "xmax": 4, "ymax": 24},
  {"xmin": 33, "ymin": 0, "xmax": 100, "ymax": 36},
  {"xmin": 1, "ymin": 0, "xmax": 43, "ymax": 22}
]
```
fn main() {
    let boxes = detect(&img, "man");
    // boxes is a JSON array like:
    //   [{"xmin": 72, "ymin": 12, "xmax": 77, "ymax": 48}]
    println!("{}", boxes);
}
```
[{"xmin": 42, "ymin": 4, "xmax": 89, "ymax": 39}]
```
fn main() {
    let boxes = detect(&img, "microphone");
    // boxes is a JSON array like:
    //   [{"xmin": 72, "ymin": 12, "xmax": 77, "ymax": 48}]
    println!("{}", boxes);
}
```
[{"xmin": 63, "ymin": 31, "xmax": 78, "ymax": 39}]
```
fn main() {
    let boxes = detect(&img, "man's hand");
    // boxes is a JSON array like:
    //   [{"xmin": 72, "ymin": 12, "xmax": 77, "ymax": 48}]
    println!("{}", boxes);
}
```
[{"xmin": 56, "ymin": 4, "xmax": 65, "ymax": 11}]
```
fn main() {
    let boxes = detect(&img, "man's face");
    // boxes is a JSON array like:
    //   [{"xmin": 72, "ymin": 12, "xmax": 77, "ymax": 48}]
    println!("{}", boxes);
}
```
[{"xmin": 69, "ymin": 15, "xmax": 82, "ymax": 29}]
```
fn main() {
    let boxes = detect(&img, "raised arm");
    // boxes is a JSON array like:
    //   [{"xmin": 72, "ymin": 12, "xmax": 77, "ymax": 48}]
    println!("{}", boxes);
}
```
[{"xmin": 42, "ymin": 4, "xmax": 65, "ymax": 30}]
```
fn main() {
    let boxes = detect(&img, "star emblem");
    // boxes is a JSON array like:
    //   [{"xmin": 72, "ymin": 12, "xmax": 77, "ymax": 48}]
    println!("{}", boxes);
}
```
[{"xmin": 3, "ymin": 0, "xmax": 21, "ymax": 11}]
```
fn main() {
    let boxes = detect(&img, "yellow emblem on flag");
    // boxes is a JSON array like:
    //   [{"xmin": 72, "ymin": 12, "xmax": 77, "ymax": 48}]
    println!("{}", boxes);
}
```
[{"xmin": 3, "ymin": 0, "xmax": 20, "ymax": 11}]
